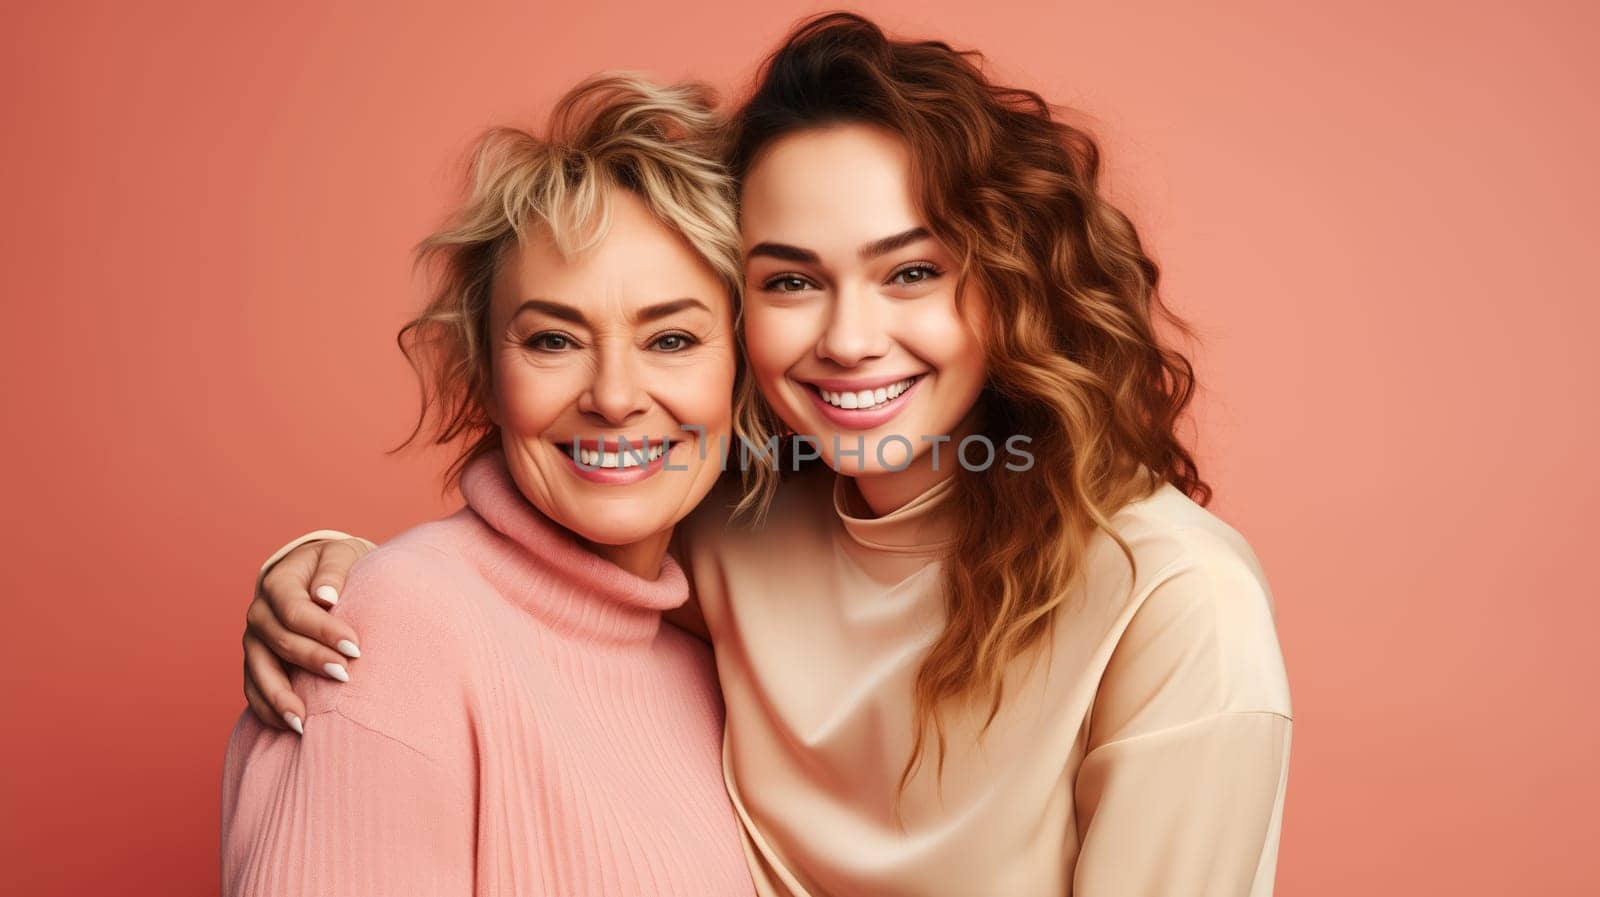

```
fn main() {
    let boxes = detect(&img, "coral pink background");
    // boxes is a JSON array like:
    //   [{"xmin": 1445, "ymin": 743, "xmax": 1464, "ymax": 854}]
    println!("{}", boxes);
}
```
[{"xmin": 2, "ymin": 1, "xmax": 1594, "ymax": 894}]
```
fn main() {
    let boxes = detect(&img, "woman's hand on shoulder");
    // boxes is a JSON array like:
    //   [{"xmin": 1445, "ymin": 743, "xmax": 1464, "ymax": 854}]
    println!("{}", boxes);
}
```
[{"xmin": 243, "ymin": 537, "xmax": 372, "ymax": 733}]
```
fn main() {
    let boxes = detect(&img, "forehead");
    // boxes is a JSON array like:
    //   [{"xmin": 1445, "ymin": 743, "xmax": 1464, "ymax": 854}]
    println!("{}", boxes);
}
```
[
  {"xmin": 739, "ymin": 123, "xmax": 923, "ymax": 247},
  {"xmin": 496, "ymin": 189, "xmax": 727, "ymax": 314}
]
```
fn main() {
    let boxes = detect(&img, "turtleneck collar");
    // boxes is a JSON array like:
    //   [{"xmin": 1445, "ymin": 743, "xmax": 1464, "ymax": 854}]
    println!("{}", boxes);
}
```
[
  {"xmin": 458, "ymin": 449, "xmax": 687, "ymax": 645},
  {"xmin": 831, "ymin": 471, "xmax": 958, "ymax": 556}
]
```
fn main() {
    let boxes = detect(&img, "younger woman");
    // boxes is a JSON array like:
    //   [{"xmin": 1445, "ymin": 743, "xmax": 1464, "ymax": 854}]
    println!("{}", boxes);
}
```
[{"xmin": 238, "ymin": 14, "xmax": 1293, "ymax": 896}]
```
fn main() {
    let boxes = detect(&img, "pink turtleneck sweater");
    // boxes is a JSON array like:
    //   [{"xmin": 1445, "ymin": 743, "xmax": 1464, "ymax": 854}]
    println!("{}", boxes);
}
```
[{"xmin": 219, "ymin": 450, "xmax": 754, "ymax": 896}]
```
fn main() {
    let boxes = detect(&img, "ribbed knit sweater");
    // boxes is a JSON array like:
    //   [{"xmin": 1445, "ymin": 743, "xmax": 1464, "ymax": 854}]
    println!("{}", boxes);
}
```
[{"xmin": 219, "ymin": 449, "xmax": 754, "ymax": 896}]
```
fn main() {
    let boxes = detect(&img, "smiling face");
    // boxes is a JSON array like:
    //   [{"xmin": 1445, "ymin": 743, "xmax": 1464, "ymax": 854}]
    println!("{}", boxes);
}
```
[
  {"xmin": 739, "ymin": 123, "xmax": 989, "ymax": 498},
  {"xmin": 488, "ymin": 188, "xmax": 735, "ymax": 550}
]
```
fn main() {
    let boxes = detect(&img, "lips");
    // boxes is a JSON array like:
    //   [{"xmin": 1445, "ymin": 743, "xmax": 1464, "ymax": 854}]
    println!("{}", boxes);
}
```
[
  {"xmin": 798, "ymin": 374, "xmax": 925, "ymax": 430},
  {"xmin": 811, "ymin": 375, "xmax": 920, "ymax": 411},
  {"xmin": 562, "ymin": 437, "xmax": 674, "ymax": 453},
  {"xmin": 553, "ymin": 436, "xmax": 680, "ymax": 485}
]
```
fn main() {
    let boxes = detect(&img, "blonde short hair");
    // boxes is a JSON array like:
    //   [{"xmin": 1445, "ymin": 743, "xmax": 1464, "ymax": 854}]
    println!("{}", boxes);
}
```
[{"xmin": 396, "ymin": 73, "xmax": 742, "ymax": 489}]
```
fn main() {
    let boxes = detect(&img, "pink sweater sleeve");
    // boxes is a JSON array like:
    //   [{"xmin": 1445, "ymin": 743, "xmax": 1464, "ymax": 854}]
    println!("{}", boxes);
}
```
[{"xmin": 221, "ymin": 543, "xmax": 481, "ymax": 896}]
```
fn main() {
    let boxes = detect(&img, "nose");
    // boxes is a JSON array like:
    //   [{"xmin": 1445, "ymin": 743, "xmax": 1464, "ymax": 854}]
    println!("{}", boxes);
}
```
[
  {"xmin": 577, "ymin": 340, "xmax": 651, "ymax": 425},
  {"xmin": 815, "ymin": 285, "xmax": 890, "ymax": 367}
]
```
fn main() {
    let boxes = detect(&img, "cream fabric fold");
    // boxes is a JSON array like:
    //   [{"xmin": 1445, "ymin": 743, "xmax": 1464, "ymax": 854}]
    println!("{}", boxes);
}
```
[{"xmin": 680, "ymin": 466, "xmax": 1293, "ymax": 897}]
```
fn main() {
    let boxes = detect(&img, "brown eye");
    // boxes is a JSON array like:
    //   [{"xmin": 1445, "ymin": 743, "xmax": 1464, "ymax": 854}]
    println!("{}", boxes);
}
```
[
  {"xmin": 889, "ymin": 264, "xmax": 941, "ymax": 286},
  {"xmin": 764, "ymin": 274, "xmax": 813, "ymax": 293}
]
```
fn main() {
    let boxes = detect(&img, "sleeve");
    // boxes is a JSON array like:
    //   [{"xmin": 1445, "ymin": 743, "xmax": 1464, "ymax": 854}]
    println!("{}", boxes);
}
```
[
  {"xmin": 224, "ymin": 545, "xmax": 480, "ymax": 896},
  {"xmin": 1071, "ymin": 710, "xmax": 1292, "ymax": 896},
  {"xmin": 220, "ymin": 709, "xmax": 476, "ymax": 897},
  {"xmin": 1071, "ymin": 526, "xmax": 1294, "ymax": 896},
  {"xmin": 256, "ymin": 529, "xmax": 380, "ymax": 593}
]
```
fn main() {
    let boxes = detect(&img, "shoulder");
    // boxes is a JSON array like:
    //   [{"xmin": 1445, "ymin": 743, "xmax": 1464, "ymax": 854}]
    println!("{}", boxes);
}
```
[
  {"xmin": 335, "ymin": 514, "xmax": 488, "ymax": 635},
  {"xmin": 1105, "ymin": 483, "xmax": 1275, "ymax": 621},
  {"xmin": 309, "ymin": 512, "xmax": 498, "ymax": 710},
  {"xmin": 680, "ymin": 463, "xmax": 836, "ymax": 562},
  {"xmin": 1084, "ymin": 485, "xmax": 1292, "ymax": 741},
  {"xmin": 281, "ymin": 513, "xmax": 498, "ymax": 755},
  {"xmin": 676, "ymin": 465, "xmax": 836, "ymax": 630}
]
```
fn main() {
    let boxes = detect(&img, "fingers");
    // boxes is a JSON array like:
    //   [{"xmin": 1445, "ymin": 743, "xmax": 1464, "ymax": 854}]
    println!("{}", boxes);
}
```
[
  {"xmin": 243, "ymin": 674, "xmax": 284, "ymax": 730},
  {"xmin": 245, "ymin": 635, "xmax": 309, "ymax": 734},
  {"xmin": 307, "ymin": 538, "xmax": 369, "ymax": 608},
  {"xmin": 242, "ymin": 536, "xmax": 372, "ymax": 737},
  {"xmin": 245, "ymin": 597, "xmax": 357, "ymax": 680},
  {"xmin": 256, "ymin": 542, "xmax": 364, "ymax": 662},
  {"xmin": 275, "ymin": 586, "xmax": 363, "ymax": 664}
]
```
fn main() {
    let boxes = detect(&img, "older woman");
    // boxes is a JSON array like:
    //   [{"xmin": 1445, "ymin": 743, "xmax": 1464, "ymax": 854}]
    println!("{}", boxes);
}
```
[{"xmin": 219, "ymin": 75, "xmax": 754, "ymax": 896}]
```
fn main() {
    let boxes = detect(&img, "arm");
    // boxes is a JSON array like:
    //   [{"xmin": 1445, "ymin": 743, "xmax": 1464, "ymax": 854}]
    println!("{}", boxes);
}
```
[
  {"xmin": 1072, "ymin": 529, "xmax": 1294, "ymax": 896},
  {"xmin": 223, "ymin": 548, "xmax": 476, "ymax": 896},
  {"xmin": 221, "ymin": 707, "xmax": 476, "ymax": 896},
  {"xmin": 243, "ymin": 530, "xmax": 376, "ymax": 731},
  {"xmin": 255, "ymin": 529, "xmax": 378, "ymax": 602},
  {"xmin": 1072, "ymin": 710, "xmax": 1292, "ymax": 896},
  {"xmin": 243, "ymin": 523, "xmax": 716, "ymax": 726}
]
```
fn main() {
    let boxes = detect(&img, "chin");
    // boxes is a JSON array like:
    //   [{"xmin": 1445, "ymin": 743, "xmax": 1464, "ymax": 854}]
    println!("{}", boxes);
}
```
[
  {"xmin": 814, "ymin": 447, "xmax": 893, "ymax": 476},
  {"xmin": 801, "ymin": 421, "xmax": 925, "ymax": 474},
  {"xmin": 532, "ymin": 483, "xmax": 674, "ymax": 549},
  {"xmin": 558, "ymin": 510, "xmax": 670, "ymax": 548},
  {"xmin": 847, "ymin": 459, "xmax": 914, "ymax": 477}
]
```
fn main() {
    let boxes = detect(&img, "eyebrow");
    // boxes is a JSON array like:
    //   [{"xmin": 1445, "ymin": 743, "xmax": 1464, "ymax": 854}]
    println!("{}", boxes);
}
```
[
  {"xmin": 860, "ymin": 226, "xmax": 932, "ymax": 260},
  {"xmin": 512, "ymin": 297, "xmax": 712, "ymax": 326},
  {"xmin": 635, "ymin": 297, "xmax": 712, "ymax": 323},
  {"xmin": 746, "ymin": 226, "xmax": 933, "ymax": 266}
]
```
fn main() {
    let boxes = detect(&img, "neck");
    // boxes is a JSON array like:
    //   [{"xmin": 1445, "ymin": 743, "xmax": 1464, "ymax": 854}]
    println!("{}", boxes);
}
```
[
  {"xmin": 851, "ymin": 407, "xmax": 984, "ymax": 517},
  {"xmin": 852, "ymin": 450, "xmax": 957, "ymax": 517},
  {"xmin": 582, "ymin": 528, "xmax": 674, "ymax": 580}
]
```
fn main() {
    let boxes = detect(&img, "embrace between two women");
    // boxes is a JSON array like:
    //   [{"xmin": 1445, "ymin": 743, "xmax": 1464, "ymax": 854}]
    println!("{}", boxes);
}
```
[{"xmin": 221, "ymin": 12, "xmax": 1293, "ymax": 897}]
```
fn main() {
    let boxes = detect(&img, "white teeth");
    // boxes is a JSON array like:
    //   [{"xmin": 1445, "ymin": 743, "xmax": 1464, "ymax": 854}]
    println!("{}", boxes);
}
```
[
  {"xmin": 818, "ymin": 377, "xmax": 917, "ymax": 410},
  {"xmin": 573, "ymin": 441, "xmax": 669, "ymax": 469}
]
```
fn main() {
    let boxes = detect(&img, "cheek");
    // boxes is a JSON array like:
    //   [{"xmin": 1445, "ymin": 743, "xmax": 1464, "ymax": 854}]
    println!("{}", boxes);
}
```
[
  {"xmin": 661, "ymin": 349, "xmax": 738, "ymax": 433},
  {"xmin": 743, "ymin": 303, "xmax": 814, "ymax": 384},
  {"xmin": 943, "ymin": 325, "xmax": 988, "ymax": 386},
  {"xmin": 493, "ymin": 354, "xmax": 577, "ymax": 436},
  {"xmin": 909, "ymin": 300, "xmax": 986, "ymax": 375},
  {"xmin": 907, "ymin": 299, "xmax": 989, "ymax": 422}
]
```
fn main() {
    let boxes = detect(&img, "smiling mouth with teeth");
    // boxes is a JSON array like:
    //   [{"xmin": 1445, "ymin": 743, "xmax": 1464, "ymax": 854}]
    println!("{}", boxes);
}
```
[
  {"xmin": 561, "ymin": 440, "xmax": 676, "ymax": 470},
  {"xmin": 812, "ymin": 376, "xmax": 921, "ymax": 410}
]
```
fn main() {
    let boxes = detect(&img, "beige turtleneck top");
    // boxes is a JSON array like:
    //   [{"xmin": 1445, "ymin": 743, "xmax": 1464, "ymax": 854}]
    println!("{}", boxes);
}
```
[{"xmin": 677, "ymin": 465, "xmax": 1293, "ymax": 897}]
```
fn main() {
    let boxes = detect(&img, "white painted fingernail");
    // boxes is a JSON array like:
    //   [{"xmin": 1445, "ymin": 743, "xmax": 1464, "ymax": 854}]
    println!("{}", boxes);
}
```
[
  {"xmin": 283, "ymin": 712, "xmax": 304, "ymax": 735},
  {"xmin": 314, "ymin": 585, "xmax": 339, "ymax": 606},
  {"xmin": 323, "ymin": 662, "xmax": 350, "ymax": 683},
  {"xmin": 336, "ymin": 640, "xmax": 361, "ymax": 659}
]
